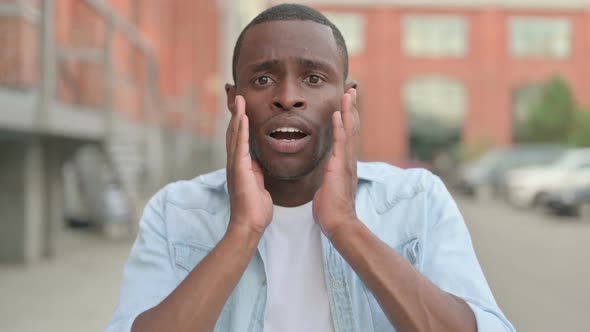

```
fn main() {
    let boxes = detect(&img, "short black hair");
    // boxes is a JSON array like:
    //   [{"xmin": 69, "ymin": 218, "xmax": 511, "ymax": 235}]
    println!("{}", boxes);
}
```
[{"xmin": 231, "ymin": 3, "xmax": 349, "ymax": 83}]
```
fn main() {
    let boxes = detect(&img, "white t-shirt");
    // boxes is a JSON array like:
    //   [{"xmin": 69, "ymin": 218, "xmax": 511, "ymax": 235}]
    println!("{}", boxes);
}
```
[{"xmin": 262, "ymin": 201, "xmax": 335, "ymax": 332}]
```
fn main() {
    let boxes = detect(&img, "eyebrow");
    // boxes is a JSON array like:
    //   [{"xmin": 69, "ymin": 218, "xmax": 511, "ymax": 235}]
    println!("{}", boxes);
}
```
[
  {"xmin": 245, "ymin": 57, "xmax": 336, "ymax": 74},
  {"xmin": 295, "ymin": 57, "xmax": 335, "ymax": 73},
  {"xmin": 247, "ymin": 59, "xmax": 282, "ymax": 73}
]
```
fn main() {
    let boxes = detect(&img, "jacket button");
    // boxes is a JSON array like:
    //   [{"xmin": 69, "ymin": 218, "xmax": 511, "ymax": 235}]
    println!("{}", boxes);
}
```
[{"xmin": 331, "ymin": 280, "xmax": 343, "ymax": 289}]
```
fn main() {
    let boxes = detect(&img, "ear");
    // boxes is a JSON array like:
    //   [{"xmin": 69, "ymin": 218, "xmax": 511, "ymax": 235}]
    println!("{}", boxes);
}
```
[
  {"xmin": 225, "ymin": 83, "xmax": 237, "ymax": 114},
  {"xmin": 345, "ymin": 80, "xmax": 358, "ymax": 91}
]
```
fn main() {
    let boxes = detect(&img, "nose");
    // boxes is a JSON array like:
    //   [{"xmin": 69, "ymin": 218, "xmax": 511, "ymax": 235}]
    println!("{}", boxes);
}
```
[{"xmin": 272, "ymin": 79, "xmax": 306, "ymax": 111}]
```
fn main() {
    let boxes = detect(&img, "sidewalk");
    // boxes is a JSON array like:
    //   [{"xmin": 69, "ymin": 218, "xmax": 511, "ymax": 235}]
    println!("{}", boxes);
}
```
[{"xmin": 0, "ymin": 229, "xmax": 134, "ymax": 332}]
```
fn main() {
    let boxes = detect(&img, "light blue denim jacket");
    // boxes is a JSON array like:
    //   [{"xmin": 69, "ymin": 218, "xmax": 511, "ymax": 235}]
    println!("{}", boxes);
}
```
[{"xmin": 106, "ymin": 162, "xmax": 515, "ymax": 332}]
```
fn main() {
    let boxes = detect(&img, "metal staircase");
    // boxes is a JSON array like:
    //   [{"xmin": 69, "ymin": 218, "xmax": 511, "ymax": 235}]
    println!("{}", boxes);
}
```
[{"xmin": 0, "ymin": 0, "xmax": 222, "ymax": 262}]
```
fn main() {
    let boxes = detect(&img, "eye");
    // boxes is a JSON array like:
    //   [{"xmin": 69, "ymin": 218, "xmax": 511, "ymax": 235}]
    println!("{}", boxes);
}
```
[
  {"xmin": 304, "ymin": 75, "xmax": 324, "ymax": 85},
  {"xmin": 254, "ymin": 76, "xmax": 274, "ymax": 86}
]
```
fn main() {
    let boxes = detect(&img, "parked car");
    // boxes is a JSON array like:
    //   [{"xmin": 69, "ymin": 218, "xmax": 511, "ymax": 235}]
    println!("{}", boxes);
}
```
[
  {"xmin": 458, "ymin": 144, "xmax": 566, "ymax": 199},
  {"xmin": 545, "ymin": 185, "xmax": 590, "ymax": 216},
  {"xmin": 506, "ymin": 148, "xmax": 590, "ymax": 208}
]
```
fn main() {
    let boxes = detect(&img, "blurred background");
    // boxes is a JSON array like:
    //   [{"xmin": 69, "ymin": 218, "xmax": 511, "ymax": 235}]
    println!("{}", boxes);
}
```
[{"xmin": 1, "ymin": 0, "xmax": 589, "ymax": 331}]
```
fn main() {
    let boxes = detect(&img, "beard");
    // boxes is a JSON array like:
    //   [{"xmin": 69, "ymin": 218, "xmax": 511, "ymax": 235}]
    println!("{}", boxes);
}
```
[{"xmin": 256, "ymin": 153, "xmax": 321, "ymax": 181}]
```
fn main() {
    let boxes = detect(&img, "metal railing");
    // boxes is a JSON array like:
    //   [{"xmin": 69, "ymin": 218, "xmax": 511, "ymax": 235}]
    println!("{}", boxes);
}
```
[
  {"xmin": 2, "ymin": 0, "xmax": 213, "ymax": 185},
  {"xmin": 36, "ymin": 0, "xmax": 168, "ymax": 203},
  {"xmin": 53, "ymin": 0, "xmax": 162, "ymax": 129},
  {"xmin": 1, "ymin": 0, "xmax": 202, "ymax": 134}
]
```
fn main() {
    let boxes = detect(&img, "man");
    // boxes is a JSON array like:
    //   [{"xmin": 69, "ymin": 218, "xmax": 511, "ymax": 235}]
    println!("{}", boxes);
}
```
[{"xmin": 107, "ymin": 4, "xmax": 514, "ymax": 332}]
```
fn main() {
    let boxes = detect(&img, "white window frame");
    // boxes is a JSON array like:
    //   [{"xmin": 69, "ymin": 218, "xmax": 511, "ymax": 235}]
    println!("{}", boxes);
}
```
[
  {"xmin": 403, "ymin": 15, "xmax": 469, "ymax": 58},
  {"xmin": 403, "ymin": 76, "xmax": 467, "ymax": 134},
  {"xmin": 324, "ymin": 12, "xmax": 366, "ymax": 56},
  {"xmin": 509, "ymin": 16, "xmax": 572, "ymax": 59}
]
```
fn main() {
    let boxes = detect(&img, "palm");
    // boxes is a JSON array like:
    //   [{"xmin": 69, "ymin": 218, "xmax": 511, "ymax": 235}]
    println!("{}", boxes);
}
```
[
  {"xmin": 230, "ymin": 157, "xmax": 272, "ymax": 232},
  {"xmin": 226, "ymin": 96, "xmax": 273, "ymax": 234},
  {"xmin": 313, "ymin": 89, "xmax": 359, "ymax": 238},
  {"xmin": 313, "ymin": 151, "xmax": 356, "ymax": 234}
]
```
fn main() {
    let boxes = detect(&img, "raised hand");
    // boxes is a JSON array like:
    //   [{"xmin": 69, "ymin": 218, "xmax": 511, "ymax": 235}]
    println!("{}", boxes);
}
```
[
  {"xmin": 226, "ymin": 95, "xmax": 273, "ymax": 235},
  {"xmin": 313, "ymin": 88, "xmax": 360, "ymax": 238}
]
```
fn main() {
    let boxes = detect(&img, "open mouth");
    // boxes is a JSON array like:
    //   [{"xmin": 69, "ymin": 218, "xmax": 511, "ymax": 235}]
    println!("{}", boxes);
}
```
[
  {"xmin": 268, "ymin": 127, "xmax": 309, "ymax": 141},
  {"xmin": 265, "ymin": 126, "xmax": 311, "ymax": 154}
]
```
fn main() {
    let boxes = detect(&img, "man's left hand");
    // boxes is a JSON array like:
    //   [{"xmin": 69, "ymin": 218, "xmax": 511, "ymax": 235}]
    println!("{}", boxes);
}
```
[{"xmin": 313, "ymin": 88, "xmax": 360, "ymax": 239}]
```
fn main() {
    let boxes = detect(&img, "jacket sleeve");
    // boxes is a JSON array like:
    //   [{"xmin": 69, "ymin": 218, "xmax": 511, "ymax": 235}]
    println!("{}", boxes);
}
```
[
  {"xmin": 105, "ymin": 185, "xmax": 179, "ymax": 332},
  {"xmin": 421, "ymin": 174, "xmax": 516, "ymax": 332}
]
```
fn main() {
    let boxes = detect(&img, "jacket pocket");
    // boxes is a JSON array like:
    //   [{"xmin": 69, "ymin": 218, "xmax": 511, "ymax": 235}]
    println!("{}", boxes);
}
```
[
  {"xmin": 172, "ymin": 241, "xmax": 231, "ymax": 331},
  {"xmin": 364, "ymin": 237, "xmax": 421, "ymax": 332},
  {"xmin": 393, "ymin": 237, "xmax": 420, "ymax": 268},
  {"xmin": 173, "ymin": 242, "xmax": 213, "ymax": 278}
]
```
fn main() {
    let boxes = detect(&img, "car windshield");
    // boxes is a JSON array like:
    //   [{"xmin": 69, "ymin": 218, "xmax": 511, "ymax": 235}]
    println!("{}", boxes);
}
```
[
  {"xmin": 485, "ymin": 146, "xmax": 565, "ymax": 172},
  {"xmin": 503, "ymin": 147, "xmax": 566, "ymax": 168},
  {"xmin": 476, "ymin": 150, "xmax": 506, "ymax": 170},
  {"xmin": 552, "ymin": 150, "xmax": 590, "ymax": 168}
]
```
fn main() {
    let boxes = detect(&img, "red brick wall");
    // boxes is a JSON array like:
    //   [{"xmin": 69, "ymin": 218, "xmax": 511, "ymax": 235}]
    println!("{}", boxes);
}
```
[
  {"xmin": 315, "ymin": 5, "xmax": 590, "ymax": 165},
  {"xmin": 0, "ymin": 15, "xmax": 38, "ymax": 88},
  {"xmin": 128, "ymin": 0, "xmax": 221, "ymax": 132},
  {"xmin": 191, "ymin": 0, "xmax": 221, "ymax": 136},
  {"xmin": 56, "ymin": 0, "xmax": 107, "ymax": 108},
  {"xmin": 154, "ymin": 0, "xmax": 221, "ymax": 133},
  {"xmin": 2, "ymin": 0, "xmax": 221, "ymax": 134}
]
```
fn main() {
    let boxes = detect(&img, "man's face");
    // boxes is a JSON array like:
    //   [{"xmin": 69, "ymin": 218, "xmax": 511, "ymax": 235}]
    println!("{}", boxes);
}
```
[{"xmin": 229, "ymin": 20, "xmax": 347, "ymax": 180}]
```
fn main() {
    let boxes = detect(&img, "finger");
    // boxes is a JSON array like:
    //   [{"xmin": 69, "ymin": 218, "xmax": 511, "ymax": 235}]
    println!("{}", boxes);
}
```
[
  {"xmin": 332, "ymin": 111, "xmax": 346, "ymax": 160},
  {"xmin": 346, "ymin": 88, "xmax": 360, "ymax": 136},
  {"xmin": 350, "ymin": 89, "xmax": 360, "ymax": 161},
  {"xmin": 341, "ymin": 91, "xmax": 353, "ymax": 134},
  {"xmin": 226, "ymin": 111, "xmax": 235, "ymax": 155},
  {"xmin": 341, "ymin": 92, "xmax": 355, "ymax": 161},
  {"xmin": 229, "ymin": 96, "xmax": 245, "ymax": 165},
  {"xmin": 343, "ymin": 90, "xmax": 360, "ymax": 139},
  {"xmin": 235, "ymin": 113, "xmax": 250, "ymax": 162},
  {"xmin": 351, "ymin": 88, "xmax": 358, "ymax": 109},
  {"xmin": 235, "ymin": 95, "xmax": 246, "ymax": 117},
  {"xmin": 226, "ymin": 95, "xmax": 241, "ymax": 153},
  {"xmin": 352, "ymin": 89, "xmax": 360, "ymax": 132}
]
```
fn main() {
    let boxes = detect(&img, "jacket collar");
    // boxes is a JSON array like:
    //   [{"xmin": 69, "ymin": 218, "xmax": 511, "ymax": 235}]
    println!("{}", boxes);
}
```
[{"xmin": 198, "ymin": 162, "xmax": 380, "ymax": 193}]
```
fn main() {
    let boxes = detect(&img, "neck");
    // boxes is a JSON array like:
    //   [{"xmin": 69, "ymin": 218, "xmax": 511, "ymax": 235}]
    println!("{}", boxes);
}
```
[{"xmin": 264, "ymin": 167, "xmax": 324, "ymax": 207}]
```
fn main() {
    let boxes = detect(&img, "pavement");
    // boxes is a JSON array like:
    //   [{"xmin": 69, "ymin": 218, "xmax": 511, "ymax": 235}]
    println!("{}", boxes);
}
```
[
  {"xmin": 0, "ymin": 196, "xmax": 589, "ymax": 332},
  {"xmin": 460, "ymin": 198, "xmax": 590, "ymax": 332},
  {"xmin": 0, "ymin": 230, "xmax": 133, "ymax": 332}
]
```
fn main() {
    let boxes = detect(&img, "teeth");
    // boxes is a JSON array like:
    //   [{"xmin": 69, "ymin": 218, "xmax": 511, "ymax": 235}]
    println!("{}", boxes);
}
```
[{"xmin": 271, "ymin": 127, "xmax": 304, "ymax": 134}]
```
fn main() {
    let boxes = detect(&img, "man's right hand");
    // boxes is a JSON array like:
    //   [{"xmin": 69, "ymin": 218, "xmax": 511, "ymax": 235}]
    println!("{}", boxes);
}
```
[
  {"xmin": 226, "ymin": 95, "xmax": 273, "ymax": 236},
  {"xmin": 131, "ymin": 97, "xmax": 272, "ymax": 332}
]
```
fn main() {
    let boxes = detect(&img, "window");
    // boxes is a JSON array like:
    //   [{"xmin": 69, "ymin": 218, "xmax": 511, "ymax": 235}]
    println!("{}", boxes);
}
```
[
  {"xmin": 510, "ymin": 17, "xmax": 572, "ymax": 59},
  {"xmin": 404, "ymin": 77, "xmax": 467, "ymax": 137},
  {"xmin": 403, "ymin": 15, "xmax": 468, "ymax": 58},
  {"xmin": 404, "ymin": 77, "xmax": 467, "ymax": 162},
  {"xmin": 324, "ymin": 13, "xmax": 366, "ymax": 56}
]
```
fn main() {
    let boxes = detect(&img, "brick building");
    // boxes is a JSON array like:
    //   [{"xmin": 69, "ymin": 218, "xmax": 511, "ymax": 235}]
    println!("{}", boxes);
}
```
[
  {"xmin": 2, "ymin": 0, "xmax": 589, "ymax": 263},
  {"xmin": 0, "ymin": 0, "xmax": 248, "ymax": 264},
  {"xmin": 285, "ymin": 0, "xmax": 590, "ymax": 165}
]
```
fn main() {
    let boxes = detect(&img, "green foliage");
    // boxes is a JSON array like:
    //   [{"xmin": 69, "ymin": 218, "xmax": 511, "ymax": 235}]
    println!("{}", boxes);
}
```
[
  {"xmin": 525, "ymin": 76, "xmax": 576, "ymax": 143},
  {"xmin": 567, "ymin": 108, "xmax": 590, "ymax": 147}
]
